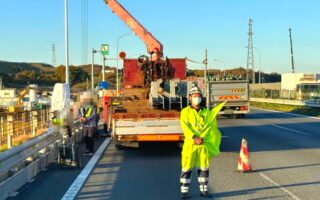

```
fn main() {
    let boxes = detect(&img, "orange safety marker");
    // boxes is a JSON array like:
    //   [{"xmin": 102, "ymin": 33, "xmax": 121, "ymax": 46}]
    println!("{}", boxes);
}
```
[{"xmin": 237, "ymin": 138, "xmax": 254, "ymax": 172}]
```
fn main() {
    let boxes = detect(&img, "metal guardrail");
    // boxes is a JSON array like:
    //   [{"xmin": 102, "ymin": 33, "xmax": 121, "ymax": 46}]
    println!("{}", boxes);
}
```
[
  {"xmin": 250, "ymin": 98, "xmax": 320, "ymax": 108},
  {"xmin": 0, "ymin": 119, "xmax": 82, "ymax": 200}
]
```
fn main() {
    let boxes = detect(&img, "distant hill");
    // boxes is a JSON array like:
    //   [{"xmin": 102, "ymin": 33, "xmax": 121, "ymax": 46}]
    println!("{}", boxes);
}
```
[
  {"xmin": 0, "ymin": 61, "xmax": 55, "ymax": 74},
  {"xmin": 76, "ymin": 64, "xmax": 116, "ymax": 75},
  {"xmin": 188, "ymin": 67, "xmax": 281, "ymax": 83}
]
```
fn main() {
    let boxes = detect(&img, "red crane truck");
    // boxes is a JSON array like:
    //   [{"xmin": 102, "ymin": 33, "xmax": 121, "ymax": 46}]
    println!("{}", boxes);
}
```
[{"xmin": 102, "ymin": 0, "xmax": 186, "ymax": 148}]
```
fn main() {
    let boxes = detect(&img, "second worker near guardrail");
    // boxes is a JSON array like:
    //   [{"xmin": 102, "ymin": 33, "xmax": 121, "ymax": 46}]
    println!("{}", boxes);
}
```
[
  {"xmin": 78, "ymin": 92, "xmax": 97, "ymax": 156},
  {"xmin": 179, "ymin": 87, "xmax": 226, "ymax": 199}
]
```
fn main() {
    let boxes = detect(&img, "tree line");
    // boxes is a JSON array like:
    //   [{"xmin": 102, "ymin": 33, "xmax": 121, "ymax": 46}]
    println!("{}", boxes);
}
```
[{"xmin": 0, "ymin": 65, "xmax": 117, "ymax": 90}]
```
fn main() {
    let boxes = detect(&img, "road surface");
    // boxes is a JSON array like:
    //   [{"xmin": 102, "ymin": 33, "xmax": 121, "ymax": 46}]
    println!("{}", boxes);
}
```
[{"xmin": 12, "ymin": 108, "xmax": 320, "ymax": 200}]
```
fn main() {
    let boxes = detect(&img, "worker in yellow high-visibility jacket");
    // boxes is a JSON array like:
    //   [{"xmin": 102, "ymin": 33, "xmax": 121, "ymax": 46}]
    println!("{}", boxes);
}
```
[
  {"xmin": 179, "ymin": 86, "xmax": 225, "ymax": 199},
  {"xmin": 78, "ymin": 93, "xmax": 97, "ymax": 156}
]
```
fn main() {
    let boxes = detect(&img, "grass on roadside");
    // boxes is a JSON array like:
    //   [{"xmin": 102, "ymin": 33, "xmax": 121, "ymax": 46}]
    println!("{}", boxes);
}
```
[{"xmin": 250, "ymin": 101, "xmax": 320, "ymax": 117}]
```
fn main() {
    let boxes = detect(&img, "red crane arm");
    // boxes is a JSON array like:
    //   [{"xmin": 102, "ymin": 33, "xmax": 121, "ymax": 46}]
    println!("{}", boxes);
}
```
[{"xmin": 103, "ymin": 0, "xmax": 163, "ymax": 60}]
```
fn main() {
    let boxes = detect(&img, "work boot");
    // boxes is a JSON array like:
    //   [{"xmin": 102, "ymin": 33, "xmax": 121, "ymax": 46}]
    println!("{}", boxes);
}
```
[
  {"xmin": 180, "ymin": 193, "xmax": 189, "ymax": 199},
  {"xmin": 200, "ymin": 191, "xmax": 213, "ymax": 198}
]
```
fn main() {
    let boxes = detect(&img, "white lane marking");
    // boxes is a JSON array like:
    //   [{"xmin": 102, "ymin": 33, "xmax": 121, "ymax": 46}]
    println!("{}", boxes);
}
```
[
  {"xmin": 252, "ymin": 107, "xmax": 320, "ymax": 120},
  {"xmin": 61, "ymin": 138, "xmax": 111, "ymax": 200},
  {"xmin": 270, "ymin": 124, "xmax": 311, "ymax": 136},
  {"xmin": 259, "ymin": 173, "xmax": 301, "ymax": 200}
]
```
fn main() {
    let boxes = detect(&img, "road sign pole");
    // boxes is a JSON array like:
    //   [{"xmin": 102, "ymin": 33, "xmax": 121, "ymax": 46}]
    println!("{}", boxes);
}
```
[{"xmin": 102, "ymin": 55, "xmax": 105, "ymax": 82}]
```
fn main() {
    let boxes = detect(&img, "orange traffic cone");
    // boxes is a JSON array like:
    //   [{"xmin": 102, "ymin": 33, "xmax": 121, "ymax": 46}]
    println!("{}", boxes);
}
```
[{"xmin": 237, "ymin": 138, "xmax": 253, "ymax": 172}]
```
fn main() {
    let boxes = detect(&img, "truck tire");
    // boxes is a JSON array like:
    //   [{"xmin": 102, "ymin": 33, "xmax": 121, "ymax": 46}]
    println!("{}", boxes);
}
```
[
  {"xmin": 233, "ymin": 114, "xmax": 245, "ymax": 119},
  {"xmin": 115, "ymin": 142, "xmax": 126, "ymax": 150}
]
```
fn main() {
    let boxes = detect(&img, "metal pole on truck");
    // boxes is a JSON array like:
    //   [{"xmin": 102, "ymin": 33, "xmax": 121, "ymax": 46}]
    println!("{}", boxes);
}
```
[{"xmin": 116, "ymin": 33, "xmax": 135, "ymax": 95}]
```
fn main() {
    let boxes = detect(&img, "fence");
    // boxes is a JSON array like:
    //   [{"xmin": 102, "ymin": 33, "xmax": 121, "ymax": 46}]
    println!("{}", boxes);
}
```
[
  {"xmin": 0, "ymin": 109, "xmax": 50, "ymax": 150},
  {"xmin": 250, "ymin": 88, "xmax": 320, "ymax": 101},
  {"xmin": 250, "ymin": 89, "xmax": 298, "ymax": 100}
]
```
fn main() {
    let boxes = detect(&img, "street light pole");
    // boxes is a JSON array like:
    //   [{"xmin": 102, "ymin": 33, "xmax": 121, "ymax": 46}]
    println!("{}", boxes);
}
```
[
  {"xmin": 64, "ymin": 0, "xmax": 69, "ymax": 84},
  {"xmin": 253, "ymin": 47, "xmax": 262, "ymax": 84},
  {"xmin": 91, "ymin": 49, "xmax": 97, "ymax": 90},
  {"xmin": 116, "ymin": 32, "xmax": 134, "ymax": 95}
]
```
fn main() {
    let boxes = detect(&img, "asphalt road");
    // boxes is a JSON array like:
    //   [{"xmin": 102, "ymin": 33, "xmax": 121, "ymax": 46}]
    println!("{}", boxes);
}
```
[{"xmin": 12, "ymin": 108, "xmax": 320, "ymax": 200}]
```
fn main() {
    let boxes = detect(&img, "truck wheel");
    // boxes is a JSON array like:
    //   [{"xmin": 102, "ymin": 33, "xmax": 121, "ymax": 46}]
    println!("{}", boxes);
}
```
[
  {"xmin": 233, "ymin": 114, "xmax": 245, "ymax": 119},
  {"xmin": 177, "ymin": 142, "xmax": 184, "ymax": 148},
  {"xmin": 115, "ymin": 143, "xmax": 125, "ymax": 150}
]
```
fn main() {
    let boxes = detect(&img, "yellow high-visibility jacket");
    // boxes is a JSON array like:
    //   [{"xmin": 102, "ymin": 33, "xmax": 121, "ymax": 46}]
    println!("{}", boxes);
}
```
[{"xmin": 180, "ymin": 102, "xmax": 225, "ymax": 169}]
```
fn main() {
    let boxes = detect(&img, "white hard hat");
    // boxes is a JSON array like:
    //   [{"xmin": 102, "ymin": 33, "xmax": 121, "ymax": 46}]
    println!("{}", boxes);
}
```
[{"xmin": 189, "ymin": 86, "xmax": 203, "ymax": 96}]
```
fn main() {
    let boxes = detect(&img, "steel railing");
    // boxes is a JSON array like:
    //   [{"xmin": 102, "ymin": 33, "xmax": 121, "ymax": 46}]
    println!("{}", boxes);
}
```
[{"xmin": 0, "ymin": 118, "xmax": 83, "ymax": 200}]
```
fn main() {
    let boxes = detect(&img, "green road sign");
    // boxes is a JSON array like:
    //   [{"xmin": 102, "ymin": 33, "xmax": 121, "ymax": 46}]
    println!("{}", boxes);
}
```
[{"xmin": 101, "ymin": 44, "xmax": 109, "ymax": 55}]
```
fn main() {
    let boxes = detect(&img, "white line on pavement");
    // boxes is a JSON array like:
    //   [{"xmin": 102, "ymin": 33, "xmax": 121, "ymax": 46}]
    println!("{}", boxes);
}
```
[
  {"xmin": 259, "ymin": 173, "xmax": 301, "ymax": 200},
  {"xmin": 270, "ymin": 124, "xmax": 311, "ymax": 136},
  {"xmin": 252, "ymin": 107, "xmax": 320, "ymax": 120},
  {"xmin": 61, "ymin": 137, "xmax": 111, "ymax": 200}
]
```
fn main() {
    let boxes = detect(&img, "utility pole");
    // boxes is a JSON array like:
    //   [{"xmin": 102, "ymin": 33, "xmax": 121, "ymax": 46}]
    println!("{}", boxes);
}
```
[
  {"xmin": 246, "ymin": 19, "xmax": 255, "ymax": 83},
  {"xmin": 203, "ymin": 49, "xmax": 209, "ymax": 109},
  {"xmin": 289, "ymin": 28, "xmax": 295, "ymax": 73},
  {"xmin": 64, "ymin": 0, "xmax": 70, "ymax": 84},
  {"xmin": 52, "ymin": 44, "xmax": 57, "ymax": 67},
  {"xmin": 0, "ymin": 75, "xmax": 3, "ymax": 89}
]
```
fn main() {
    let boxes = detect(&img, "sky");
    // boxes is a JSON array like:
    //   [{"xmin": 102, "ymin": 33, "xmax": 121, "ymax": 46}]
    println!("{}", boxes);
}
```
[{"xmin": 0, "ymin": 0, "xmax": 319, "ymax": 74}]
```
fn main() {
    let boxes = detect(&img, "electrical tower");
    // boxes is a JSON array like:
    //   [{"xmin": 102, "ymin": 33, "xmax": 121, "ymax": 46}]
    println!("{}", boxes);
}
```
[
  {"xmin": 246, "ymin": 19, "xmax": 255, "ymax": 83},
  {"xmin": 52, "ymin": 44, "xmax": 57, "ymax": 67},
  {"xmin": 289, "ymin": 28, "xmax": 295, "ymax": 73},
  {"xmin": 82, "ymin": 0, "xmax": 88, "ymax": 65}
]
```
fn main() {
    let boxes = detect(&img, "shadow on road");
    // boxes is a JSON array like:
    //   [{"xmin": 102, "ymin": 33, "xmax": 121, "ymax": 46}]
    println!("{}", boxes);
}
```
[
  {"xmin": 77, "ymin": 142, "xmax": 182, "ymax": 200},
  {"xmin": 244, "ymin": 111, "xmax": 302, "ymax": 120},
  {"xmin": 214, "ymin": 181, "xmax": 320, "ymax": 198},
  {"xmin": 254, "ymin": 163, "xmax": 320, "ymax": 173}
]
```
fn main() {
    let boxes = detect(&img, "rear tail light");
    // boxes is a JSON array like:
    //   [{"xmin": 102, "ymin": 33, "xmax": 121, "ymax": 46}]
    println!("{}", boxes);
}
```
[{"xmin": 240, "ymin": 106, "xmax": 247, "ymax": 111}]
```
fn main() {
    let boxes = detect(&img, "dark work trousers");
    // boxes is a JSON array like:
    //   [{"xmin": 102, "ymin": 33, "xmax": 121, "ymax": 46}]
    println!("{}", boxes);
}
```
[
  {"xmin": 83, "ymin": 126, "xmax": 96, "ymax": 153},
  {"xmin": 180, "ymin": 168, "xmax": 209, "ymax": 194}
]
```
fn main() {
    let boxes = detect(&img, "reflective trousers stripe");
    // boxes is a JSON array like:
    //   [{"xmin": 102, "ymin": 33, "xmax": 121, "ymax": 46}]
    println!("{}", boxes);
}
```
[
  {"xmin": 180, "ymin": 178, "xmax": 191, "ymax": 184},
  {"xmin": 198, "ymin": 177, "xmax": 208, "ymax": 183},
  {"xmin": 180, "ymin": 168, "xmax": 209, "ymax": 192},
  {"xmin": 200, "ymin": 184, "xmax": 208, "ymax": 192}
]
